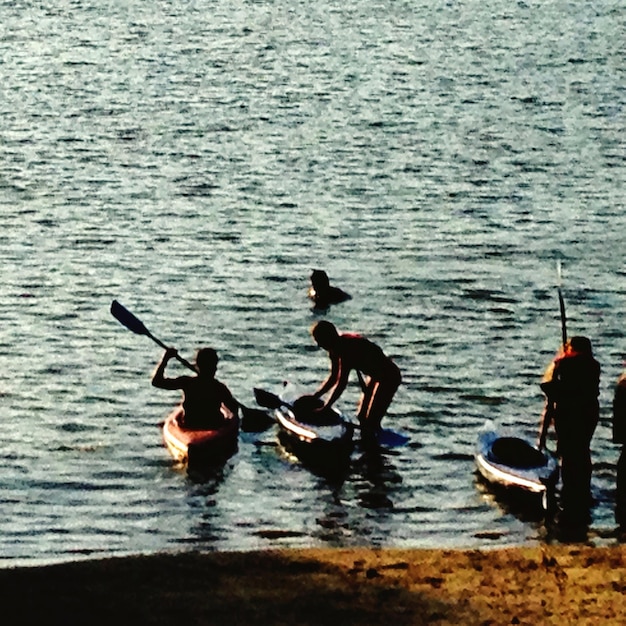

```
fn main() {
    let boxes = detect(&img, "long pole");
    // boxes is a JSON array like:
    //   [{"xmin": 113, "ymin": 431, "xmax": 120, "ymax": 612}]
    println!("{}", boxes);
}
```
[{"xmin": 556, "ymin": 261, "xmax": 567, "ymax": 349}]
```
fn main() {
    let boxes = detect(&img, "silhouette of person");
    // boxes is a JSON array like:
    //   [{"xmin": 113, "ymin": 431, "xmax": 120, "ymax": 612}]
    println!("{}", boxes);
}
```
[
  {"xmin": 613, "ymin": 367, "xmax": 626, "ymax": 527},
  {"xmin": 152, "ymin": 347, "xmax": 238, "ymax": 430},
  {"xmin": 308, "ymin": 270, "xmax": 351, "ymax": 309},
  {"xmin": 310, "ymin": 321, "xmax": 401, "ymax": 440},
  {"xmin": 537, "ymin": 336, "xmax": 600, "ymax": 519}
]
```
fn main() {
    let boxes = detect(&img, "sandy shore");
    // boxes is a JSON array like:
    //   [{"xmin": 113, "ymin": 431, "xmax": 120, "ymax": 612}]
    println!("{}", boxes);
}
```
[{"xmin": 2, "ymin": 545, "xmax": 626, "ymax": 625}]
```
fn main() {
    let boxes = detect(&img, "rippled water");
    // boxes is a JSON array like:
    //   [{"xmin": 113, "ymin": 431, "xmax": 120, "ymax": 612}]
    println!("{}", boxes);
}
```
[{"xmin": 1, "ymin": 0, "xmax": 624, "ymax": 566}]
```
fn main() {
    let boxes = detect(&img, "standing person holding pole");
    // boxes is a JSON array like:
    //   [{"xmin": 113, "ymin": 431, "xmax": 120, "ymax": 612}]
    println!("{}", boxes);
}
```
[{"xmin": 537, "ymin": 265, "xmax": 601, "ymax": 522}]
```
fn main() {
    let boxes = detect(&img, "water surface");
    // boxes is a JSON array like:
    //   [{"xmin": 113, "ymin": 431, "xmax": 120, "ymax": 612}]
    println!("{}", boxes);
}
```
[{"xmin": 1, "ymin": 0, "xmax": 624, "ymax": 566}]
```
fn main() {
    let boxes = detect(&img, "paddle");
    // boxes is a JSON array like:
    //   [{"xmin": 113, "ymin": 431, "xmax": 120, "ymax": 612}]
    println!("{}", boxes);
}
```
[
  {"xmin": 556, "ymin": 260, "xmax": 567, "ymax": 349},
  {"xmin": 110, "ymin": 300, "xmax": 272, "ymax": 428},
  {"xmin": 252, "ymin": 387, "xmax": 410, "ymax": 447},
  {"xmin": 537, "ymin": 263, "xmax": 568, "ymax": 453},
  {"xmin": 111, "ymin": 299, "xmax": 197, "ymax": 372}
]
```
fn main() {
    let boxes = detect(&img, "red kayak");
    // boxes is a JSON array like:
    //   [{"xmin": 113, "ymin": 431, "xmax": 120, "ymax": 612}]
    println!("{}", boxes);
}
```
[{"xmin": 162, "ymin": 404, "xmax": 239, "ymax": 467}]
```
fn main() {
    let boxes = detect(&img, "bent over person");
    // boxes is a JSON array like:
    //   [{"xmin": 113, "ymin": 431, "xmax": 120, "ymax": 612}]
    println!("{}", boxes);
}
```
[
  {"xmin": 538, "ymin": 336, "xmax": 600, "ymax": 516},
  {"xmin": 152, "ymin": 347, "xmax": 238, "ymax": 430},
  {"xmin": 310, "ymin": 321, "xmax": 401, "ymax": 439}
]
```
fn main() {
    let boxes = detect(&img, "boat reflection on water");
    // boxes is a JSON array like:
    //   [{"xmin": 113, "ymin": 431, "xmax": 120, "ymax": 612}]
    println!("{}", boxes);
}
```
[
  {"xmin": 312, "ymin": 445, "xmax": 404, "ymax": 545},
  {"xmin": 352, "ymin": 445, "xmax": 403, "ymax": 511},
  {"xmin": 475, "ymin": 469, "xmax": 595, "ymax": 543},
  {"xmin": 184, "ymin": 457, "xmax": 235, "ymax": 487},
  {"xmin": 474, "ymin": 474, "xmax": 553, "ymax": 525}
]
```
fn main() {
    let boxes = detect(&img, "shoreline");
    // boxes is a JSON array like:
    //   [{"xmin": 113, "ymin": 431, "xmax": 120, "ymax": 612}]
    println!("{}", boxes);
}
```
[{"xmin": 2, "ymin": 545, "xmax": 625, "ymax": 624}]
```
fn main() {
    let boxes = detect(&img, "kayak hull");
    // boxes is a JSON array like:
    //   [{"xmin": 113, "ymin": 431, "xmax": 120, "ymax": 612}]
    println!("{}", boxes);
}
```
[
  {"xmin": 475, "ymin": 430, "xmax": 559, "ymax": 507},
  {"xmin": 274, "ymin": 402, "xmax": 355, "ymax": 476},
  {"xmin": 162, "ymin": 405, "xmax": 239, "ymax": 467}
]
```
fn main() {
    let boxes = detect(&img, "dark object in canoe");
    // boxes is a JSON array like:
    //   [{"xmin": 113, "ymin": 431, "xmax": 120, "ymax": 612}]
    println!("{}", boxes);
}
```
[
  {"xmin": 251, "ymin": 387, "xmax": 409, "ymax": 448},
  {"xmin": 254, "ymin": 390, "xmax": 355, "ymax": 477}
]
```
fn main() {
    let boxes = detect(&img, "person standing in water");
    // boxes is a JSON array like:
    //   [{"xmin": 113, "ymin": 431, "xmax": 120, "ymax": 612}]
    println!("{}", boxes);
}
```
[
  {"xmin": 310, "ymin": 321, "xmax": 401, "ymax": 439},
  {"xmin": 538, "ymin": 336, "xmax": 600, "ymax": 517}
]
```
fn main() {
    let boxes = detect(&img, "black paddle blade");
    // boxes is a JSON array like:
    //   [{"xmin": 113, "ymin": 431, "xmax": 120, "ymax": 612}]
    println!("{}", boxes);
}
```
[
  {"xmin": 111, "ymin": 300, "xmax": 149, "ymax": 336},
  {"xmin": 253, "ymin": 388, "xmax": 283, "ymax": 410},
  {"xmin": 240, "ymin": 406, "xmax": 275, "ymax": 433}
]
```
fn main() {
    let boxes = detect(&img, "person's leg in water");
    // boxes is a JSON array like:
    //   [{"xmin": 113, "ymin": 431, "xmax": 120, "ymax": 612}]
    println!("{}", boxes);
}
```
[
  {"xmin": 559, "ymin": 442, "xmax": 592, "ymax": 526},
  {"xmin": 616, "ymin": 446, "xmax": 626, "ymax": 528},
  {"xmin": 357, "ymin": 376, "xmax": 374, "ymax": 426},
  {"xmin": 359, "ymin": 364, "xmax": 401, "ymax": 437}
]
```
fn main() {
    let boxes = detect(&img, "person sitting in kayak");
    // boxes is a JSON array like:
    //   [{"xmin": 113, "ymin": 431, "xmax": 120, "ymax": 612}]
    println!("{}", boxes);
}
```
[
  {"xmin": 310, "ymin": 321, "xmax": 401, "ymax": 439},
  {"xmin": 308, "ymin": 270, "xmax": 351, "ymax": 310},
  {"xmin": 152, "ymin": 347, "xmax": 238, "ymax": 430},
  {"xmin": 537, "ymin": 336, "xmax": 600, "ymax": 517}
]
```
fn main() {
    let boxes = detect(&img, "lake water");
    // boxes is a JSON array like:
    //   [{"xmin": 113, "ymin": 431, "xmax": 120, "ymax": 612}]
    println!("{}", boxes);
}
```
[{"xmin": 1, "ymin": 0, "xmax": 624, "ymax": 566}]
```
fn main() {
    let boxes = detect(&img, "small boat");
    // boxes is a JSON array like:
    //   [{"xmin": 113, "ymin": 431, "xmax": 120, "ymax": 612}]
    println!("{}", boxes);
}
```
[
  {"xmin": 475, "ymin": 430, "xmax": 559, "ymax": 509},
  {"xmin": 162, "ymin": 404, "xmax": 239, "ymax": 467},
  {"xmin": 255, "ymin": 390, "xmax": 355, "ymax": 476}
]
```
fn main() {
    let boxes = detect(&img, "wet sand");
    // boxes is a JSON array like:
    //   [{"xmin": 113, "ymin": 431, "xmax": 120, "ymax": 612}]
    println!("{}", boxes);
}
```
[{"xmin": 2, "ymin": 545, "xmax": 625, "ymax": 625}]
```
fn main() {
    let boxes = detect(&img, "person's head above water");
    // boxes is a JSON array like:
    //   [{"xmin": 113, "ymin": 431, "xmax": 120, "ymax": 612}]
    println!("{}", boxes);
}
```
[
  {"xmin": 310, "ymin": 269, "xmax": 330, "ymax": 290},
  {"xmin": 568, "ymin": 336, "xmax": 593, "ymax": 356}
]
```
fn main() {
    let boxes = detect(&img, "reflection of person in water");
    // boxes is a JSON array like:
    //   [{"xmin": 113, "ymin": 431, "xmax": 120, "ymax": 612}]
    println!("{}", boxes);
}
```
[
  {"xmin": 613, "ymin": 367, "xmax": 626, "ymax": 527},
  {"xmin": 308, "ymin": 270, "xmax": 351, "ymax": 309},
  {"xmin": 537, "ymin": 336, "xmax": 600, "ymax": 519}
]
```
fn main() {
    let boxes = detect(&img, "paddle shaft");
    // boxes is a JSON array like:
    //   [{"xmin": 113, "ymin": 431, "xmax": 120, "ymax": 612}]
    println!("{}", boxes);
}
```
[
  {"xmin": 556, "ymin": 261, "xmax": 567, "ymax": 349},
  {"xmin": 558, "ymin": 288, "xmax": 567, "ymax": 349},
  {"xmin": 148, "ymin": 333, "xmax": 197, "ymax": 372},
  {"xmin": 110, "ymin": 300, "xmax": 197, "ymax": 372}
]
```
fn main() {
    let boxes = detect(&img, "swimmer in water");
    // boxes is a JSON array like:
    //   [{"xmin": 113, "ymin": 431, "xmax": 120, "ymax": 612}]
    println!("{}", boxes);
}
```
[{"xmin": 308, "ymin": 269, "xmax": 351, "ymax": 310}]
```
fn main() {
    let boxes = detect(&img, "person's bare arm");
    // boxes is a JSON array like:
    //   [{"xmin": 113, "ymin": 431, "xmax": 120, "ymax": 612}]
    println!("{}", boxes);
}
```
[
  {"xmin": 321, "ymin": 360, "xmax": 350, "ymax": 409},
  {"xmin": 313, "ymin": 353, "xmax": 340, "ymax": 398},
  {"xmin": 152, "ymin": 348, "xmax": 185, "ymax": 390}
]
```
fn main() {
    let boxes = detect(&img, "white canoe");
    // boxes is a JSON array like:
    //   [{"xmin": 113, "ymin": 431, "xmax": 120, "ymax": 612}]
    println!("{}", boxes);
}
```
[{"xmin": 475, "ymin": 430, "xmax": 559, "ymax": 503}]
